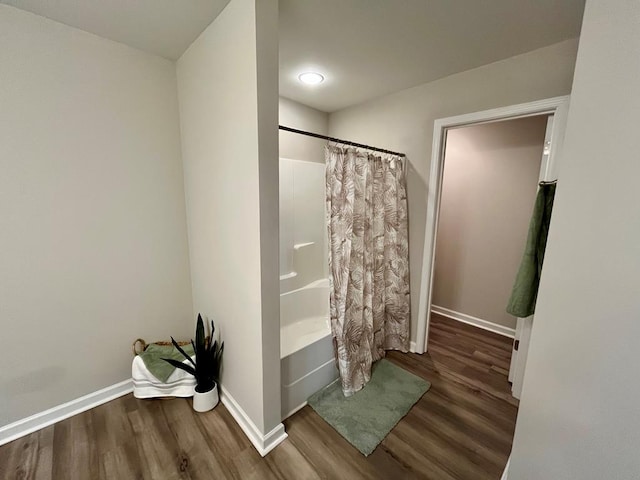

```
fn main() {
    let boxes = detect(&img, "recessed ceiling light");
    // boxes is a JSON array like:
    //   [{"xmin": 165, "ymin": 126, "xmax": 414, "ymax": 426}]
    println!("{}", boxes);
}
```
[{"xmin": 298, "ymin": 72, "xmax": 325, "ymax": 85}]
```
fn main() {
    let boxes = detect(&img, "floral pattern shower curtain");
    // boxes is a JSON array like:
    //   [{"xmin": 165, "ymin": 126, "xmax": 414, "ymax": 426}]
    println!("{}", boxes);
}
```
[{"xmin": 325, "ymin": 145, "xmax": 410, "ymax": 396}]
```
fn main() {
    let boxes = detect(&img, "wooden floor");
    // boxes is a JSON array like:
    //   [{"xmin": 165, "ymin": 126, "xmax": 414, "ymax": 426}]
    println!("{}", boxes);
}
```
[{"xmin": 0, "ymin": 314, "xmax": 518, "ymax": 480}]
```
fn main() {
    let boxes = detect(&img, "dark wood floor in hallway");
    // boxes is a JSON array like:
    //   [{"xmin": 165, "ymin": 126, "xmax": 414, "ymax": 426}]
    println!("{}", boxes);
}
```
[{"xmin": 0, "ymin": 314, "xmax": 518, "ymax": 480}]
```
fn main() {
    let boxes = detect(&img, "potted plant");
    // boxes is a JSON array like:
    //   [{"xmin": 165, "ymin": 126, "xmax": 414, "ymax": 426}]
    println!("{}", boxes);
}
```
[{"xmin": 163, "ymin": 314, "xmax": 224, "ymax": 412}]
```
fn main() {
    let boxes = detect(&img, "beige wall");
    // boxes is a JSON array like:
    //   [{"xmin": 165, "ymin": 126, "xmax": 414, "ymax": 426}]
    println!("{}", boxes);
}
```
[
  {"xmin": 177, "ymin": 0, "xmax": 280, "ymax": 434},
  {"xmin": 0, "ymin": 5, "xmax": 193, "ymax": 426},
  {"xmin": 279, "ymin": 97, "xmax": 328, "ymax": 163},
  {"xmin": 328, "ymin": 39, "xmax": 578, "ymax": 342},
  {"xmin": 433, "ymin": 116, "xmax": 548, "ymax": 329},
  {"xmin": 509, "ymin": 0, "xmax": 640, "ymax": 477}
]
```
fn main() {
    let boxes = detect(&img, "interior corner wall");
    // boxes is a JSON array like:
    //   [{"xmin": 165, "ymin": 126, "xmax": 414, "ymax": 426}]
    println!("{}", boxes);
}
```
[
  {"xmin": 0, "ymin": 5, "xmax": 193, "ymax": 426},
  {"xmin": 279, "ymin": 97, "xmax": 329, "ymax": 163},
  {"xmin": 433, "ymin": 116, "xmax": 548, "ymax": 330},
  {"xmin": 509, "ymin": 1, "xmax": 640, "ymax": 477},
  {"xmin": 327, "ymin": 38, "xmax": 579, "ymax": 343},
  {"xmin": 177, "ymin": 0, "xmax": 280, "ymax": 435}
]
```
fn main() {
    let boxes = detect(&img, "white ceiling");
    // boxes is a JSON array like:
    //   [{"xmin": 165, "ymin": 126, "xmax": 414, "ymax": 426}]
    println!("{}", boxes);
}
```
[
  {"xmin": 2, "ymin": 0, "xmax": 584, "ymax": 112},
  {"xmin": 0, "ymin": 0, "xmax": 231, "ymax": 60},
  {"xmin": 279, "ymin": 0, "xmax": 585, "ymax": 112}
]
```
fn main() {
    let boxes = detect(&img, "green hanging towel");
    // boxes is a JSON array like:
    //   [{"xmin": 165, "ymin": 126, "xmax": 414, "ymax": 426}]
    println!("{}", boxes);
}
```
[{"xmin": 507, "ymin": 183, "xmax": 557, "ymax": 318}]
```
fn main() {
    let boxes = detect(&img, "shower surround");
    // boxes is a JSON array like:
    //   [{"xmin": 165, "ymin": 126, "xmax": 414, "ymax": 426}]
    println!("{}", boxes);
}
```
[{"xmin": 279, "ymin": 157, "xmax": 337, "ymax": 419}]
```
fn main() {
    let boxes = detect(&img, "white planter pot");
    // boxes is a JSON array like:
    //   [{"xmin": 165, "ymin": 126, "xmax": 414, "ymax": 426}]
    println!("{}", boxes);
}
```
[{"xmin": 192, "ymin": 383, "xmax": 219, "ymax": 412}]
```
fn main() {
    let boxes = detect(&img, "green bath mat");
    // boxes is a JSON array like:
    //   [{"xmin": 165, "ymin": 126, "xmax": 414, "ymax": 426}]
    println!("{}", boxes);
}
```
[{"xmin": 308, "ymin": 359, "xmax": 431, "ymax": 456}]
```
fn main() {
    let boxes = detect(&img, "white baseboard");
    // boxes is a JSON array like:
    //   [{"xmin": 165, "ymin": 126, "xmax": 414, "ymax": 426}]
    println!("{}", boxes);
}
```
[
  {"xmin": 219, "ymin": 385, "xmax": 287, "ymax": 457},
  {"xmin": 409, "ymin": 341, "xmax": 420, "ymax": 353},
  {"xmin": 431, "ymin": 305, "xmax": 515, "ymax": 338},
  {"xmin": 0, "ymin": 379, "xmax": 133, "ymax": 447},
  {"xmin": 0, "ymin": 379, "xmax": 288, "ymax": 457},
  {"xmin": 501, "ymin": 456, "xmax": 510, "ymax": 480}
]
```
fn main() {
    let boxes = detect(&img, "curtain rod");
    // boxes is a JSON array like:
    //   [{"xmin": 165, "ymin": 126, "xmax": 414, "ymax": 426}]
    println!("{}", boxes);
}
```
[{"xmin": 279, "ymin": 125, "xmax": 406, "ymax": 157}]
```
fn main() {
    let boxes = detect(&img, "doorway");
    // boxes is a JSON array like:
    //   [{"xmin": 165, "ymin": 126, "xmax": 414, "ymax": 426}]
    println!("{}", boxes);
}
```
[
  {"xmin": 431, "ymin": 113, "xmax": 548, "ymax": 331},
  {"xmin": 433, "ymin": 114, "xmax": 550, "ymax": 398},
  {"xmin": 416, "ymin": 96, "xmax": 569, "ymax": 396}
]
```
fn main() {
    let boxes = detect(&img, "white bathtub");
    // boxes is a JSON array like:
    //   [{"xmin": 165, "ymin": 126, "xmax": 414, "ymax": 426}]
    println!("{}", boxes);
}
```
[
  {"xmin": 280, "ymin": 278, "xmax": 338, "ymax": 419},
  {"xmin": 280, "ymin": 278, "xmax": 330, "ymax": 357}
]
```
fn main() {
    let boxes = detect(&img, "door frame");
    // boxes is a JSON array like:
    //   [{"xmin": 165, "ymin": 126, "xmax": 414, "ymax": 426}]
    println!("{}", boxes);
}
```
[{"xmin": 414, "ymin": 95, "xmax": 570, "ymax": 354}]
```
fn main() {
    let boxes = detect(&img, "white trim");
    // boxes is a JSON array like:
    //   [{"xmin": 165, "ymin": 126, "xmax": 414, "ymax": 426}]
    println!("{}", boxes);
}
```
[
  {"xmin": 0, "ymin": 379, "xmax": 133, "ymax": 447},
  {"xmin": 501, "ymin": 457, "xmax": 510, "ymax": 480},
  {"xmin": 409, "ymin": 341, "xmax": 418, "ymax": 353},
  {"xmin": 416, "ymin": 96, "xmax": 570, "ymax": 353},
  {"xmin": 511, "ymin": 315, "xmax": 534, "ymax": 400},
  {"xmin": 509, "ymin": 319, "xmax": 524, "ymax": 383},
  {"xmin": 219, "ymin": 385, "xmax": 287, "ymax": 457},
  {"xmin": 0, "ymin": 379, "xmax": 288, "ymax": 457},
  {"xmin": 431, "ymin": 305, "xmax": 515, "ymax": 338}
]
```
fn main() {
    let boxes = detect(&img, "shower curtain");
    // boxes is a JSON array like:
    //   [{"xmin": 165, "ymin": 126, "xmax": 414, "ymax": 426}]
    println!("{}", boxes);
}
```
[{"xmin": 325, "ymin": 145, "xmax": 410, "ymax": 397}]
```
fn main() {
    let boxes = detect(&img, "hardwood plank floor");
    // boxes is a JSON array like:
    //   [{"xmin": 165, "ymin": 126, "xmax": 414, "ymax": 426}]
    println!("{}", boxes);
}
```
[{"xmin": 0, "ymin": 314, "xmax": 517, "ymax": 479}]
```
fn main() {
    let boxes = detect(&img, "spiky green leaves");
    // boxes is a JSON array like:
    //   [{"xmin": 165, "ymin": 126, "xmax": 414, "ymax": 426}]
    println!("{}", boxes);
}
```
[{"xmin": 162, "ymin": 314, "xmax": 224, "ymax": 394}]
